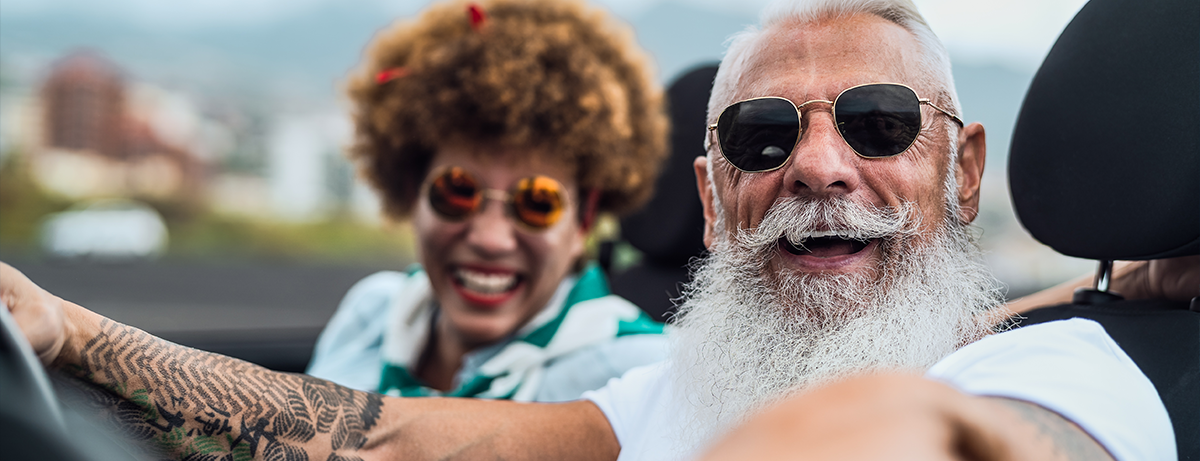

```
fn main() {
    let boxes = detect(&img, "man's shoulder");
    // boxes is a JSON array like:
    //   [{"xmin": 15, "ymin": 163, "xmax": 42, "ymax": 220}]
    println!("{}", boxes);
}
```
[
  {"xmin": 929, "ymin": 318, "xmax": 1126, "ymax": 379},
  {"xmin": 582, "ymin": 361, "xmax": 671, "ymax": 405},
  {"xmin": 928, "ymin": 318, "xmax": 1175, "ymax": 461},
  {"xmin": 582, "ymin": 361, "xmax": 695, "ymax": 460}
]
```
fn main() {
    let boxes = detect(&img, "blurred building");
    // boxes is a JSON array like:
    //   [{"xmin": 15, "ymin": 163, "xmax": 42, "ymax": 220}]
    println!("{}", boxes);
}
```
[
  {"xmin": 250, "ymin": 112, "xmax": 379, "ymax": 223},
  {"xmin": 41, "ymin": 51, "xmax": 124, "ymax": 158},
  {"xmin": 33, "ymin": 50, "xmax": 206, "ymax": 201}
]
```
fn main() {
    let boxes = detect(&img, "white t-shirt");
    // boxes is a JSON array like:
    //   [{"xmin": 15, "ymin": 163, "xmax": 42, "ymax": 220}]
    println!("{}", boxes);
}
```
[{"xmin": 583, "ymin": 318, "xmax": 1174, "ymax": 461}]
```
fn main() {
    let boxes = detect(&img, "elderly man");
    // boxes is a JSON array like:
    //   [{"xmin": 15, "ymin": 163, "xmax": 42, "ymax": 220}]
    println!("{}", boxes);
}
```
[{"xmin": 0, "ymin": 0, "xmax": 1178, "ymax": 460}]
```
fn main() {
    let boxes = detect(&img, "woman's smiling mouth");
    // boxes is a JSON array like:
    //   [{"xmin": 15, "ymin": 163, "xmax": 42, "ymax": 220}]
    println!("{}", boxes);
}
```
[
  {"xmin": 452, "ymin": 267, "xmax": 524, "ymax": 308},
  {"xmin": 455, "ymin": 267, "xmax": 520, "ymax": 294}
]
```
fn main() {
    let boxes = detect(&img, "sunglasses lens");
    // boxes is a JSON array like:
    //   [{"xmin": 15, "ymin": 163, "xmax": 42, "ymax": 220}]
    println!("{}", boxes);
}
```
[
  {"xmin": 428, "ymin": 167, "xmax": 481, "ymax": 219},
  {"xmin": 835, "ymin": 84, "xmax": 922, "ymax": 158},
  {"xmin": 511, "ymin": 176, "xmax": 565, "ymax": 229},
  {"xmin": 717, "ymin": 98, "xmax": 799, "ymax": 171}
]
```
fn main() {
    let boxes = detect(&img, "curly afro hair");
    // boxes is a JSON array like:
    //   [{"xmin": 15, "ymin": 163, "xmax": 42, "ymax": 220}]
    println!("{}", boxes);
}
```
[{"xmin": 346, "ymin": 0, "xmax": 669, "ymax": 220}]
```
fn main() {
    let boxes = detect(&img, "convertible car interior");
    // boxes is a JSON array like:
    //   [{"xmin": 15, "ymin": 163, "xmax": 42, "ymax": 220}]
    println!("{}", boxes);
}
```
[{"xmin": 0, "ymin": 0, "xmax": 1196, "ymax": 459}]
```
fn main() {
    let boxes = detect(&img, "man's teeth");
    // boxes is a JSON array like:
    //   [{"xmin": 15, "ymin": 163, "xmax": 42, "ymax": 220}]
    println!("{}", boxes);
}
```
[
  {"xmin": 787, "ymin": 230, "xmax": 870, "ymax": 243},
  {"xmin": 780, "ymin": 231, "xmax": 874, "ymax": 256},
  {"xmin": 456, "ymin": 269, "xmax": 518, "ymax": 294},
  {"xmin": 784, "ymin": 239, "xmax": 808, "ymax": 255}
]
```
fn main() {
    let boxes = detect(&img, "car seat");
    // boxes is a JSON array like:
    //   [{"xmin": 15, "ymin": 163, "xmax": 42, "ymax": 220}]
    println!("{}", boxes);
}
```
[
  {"xmin": 602, "ymin": 64, "xmax": 718, "ymax": 322},
  {"xmin": 1006, "ymin": 0, "xmax": 1199, "ymax": 458}
]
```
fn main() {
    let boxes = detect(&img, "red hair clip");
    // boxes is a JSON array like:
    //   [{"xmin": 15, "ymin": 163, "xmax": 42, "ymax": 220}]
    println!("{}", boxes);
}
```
[
  {"xmin": 375, "ymin": 67, "xmax": 408, "ymax": 84},
  {"xmin": 467, "ymin": 3, "xmax": 486, "ymax": 31}
]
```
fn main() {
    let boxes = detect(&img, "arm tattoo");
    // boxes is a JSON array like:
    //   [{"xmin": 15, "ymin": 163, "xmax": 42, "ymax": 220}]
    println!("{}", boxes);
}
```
[
  {"xmin": 995, "ymin": 399, "xmax": 1115, "ymax": 461},
  {"xmin": 57, "ymin": 319, "xmax": 384, "ymax": 461}
]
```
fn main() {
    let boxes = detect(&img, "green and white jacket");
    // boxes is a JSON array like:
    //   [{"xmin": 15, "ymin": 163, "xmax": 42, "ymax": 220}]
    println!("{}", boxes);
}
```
[{"xmin": 308, "ymin": 265, "xmax": 667, "ymax": 402}]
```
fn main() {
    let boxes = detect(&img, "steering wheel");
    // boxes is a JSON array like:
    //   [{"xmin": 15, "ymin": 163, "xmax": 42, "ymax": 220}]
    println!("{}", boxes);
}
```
[
  {"xmin": 0, "ymin": 302, "xmax": 81, "ymax": 460},
  {"xmin": 0, "ymin": 302, "xmax": 154, "ymax": 461},
  {"xmin": 0, "ymin": 302, "xmax": 66, "ymax": 431}
]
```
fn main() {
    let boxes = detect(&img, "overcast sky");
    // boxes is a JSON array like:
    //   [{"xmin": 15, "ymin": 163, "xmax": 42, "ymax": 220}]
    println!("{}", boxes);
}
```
[{"xmin": 2, "ymin": 0, "xmax": 1087, "ymax": 69}]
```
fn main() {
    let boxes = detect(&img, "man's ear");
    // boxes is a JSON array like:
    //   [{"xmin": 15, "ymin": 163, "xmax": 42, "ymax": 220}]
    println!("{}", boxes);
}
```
[
  {"xmin": 694, "ymin": 155, "xmax": 717, "ymax": 249},
  {"xmin": 954, "ymin": 122, "xmax": 986, "ymax": 224}
]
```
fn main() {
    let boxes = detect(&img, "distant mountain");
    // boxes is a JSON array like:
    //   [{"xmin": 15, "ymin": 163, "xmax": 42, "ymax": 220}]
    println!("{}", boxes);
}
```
[
  {"xmin": 0, "ymin": 3, "xmax": 397, "ymax": 109},
  {"xmin": 0, "ymin": 1, "xmax": 756, "ymax": 101}
]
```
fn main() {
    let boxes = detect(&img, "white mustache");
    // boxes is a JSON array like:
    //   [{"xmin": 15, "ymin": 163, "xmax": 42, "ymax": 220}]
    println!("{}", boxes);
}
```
[{"xmin": 736, "ymin": 197, "xmax": 920, "ymax": 250}]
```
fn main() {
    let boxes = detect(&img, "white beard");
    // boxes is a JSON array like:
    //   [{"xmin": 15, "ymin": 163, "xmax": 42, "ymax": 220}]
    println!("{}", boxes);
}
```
[{"xmin": 668, "ymin": 196, "xmax": 1007, "ymax": 447}]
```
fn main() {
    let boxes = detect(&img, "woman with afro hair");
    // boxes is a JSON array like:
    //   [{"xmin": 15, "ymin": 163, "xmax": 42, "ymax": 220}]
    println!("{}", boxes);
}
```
[{"xmin": 306, "ymin": 0, "xmax": 672, "ymax": 402}]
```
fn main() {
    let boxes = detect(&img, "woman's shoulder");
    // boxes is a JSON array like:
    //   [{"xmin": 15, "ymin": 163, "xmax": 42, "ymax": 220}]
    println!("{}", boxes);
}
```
[
  {"xmin": 338, "ymin": 268, "xmax": 427, "ymax": 316},
  {"xmin": 307, "ymin": 268, "xmax": 429, "ymax": 388},
  {"xmin": 349, "ymin": 268, "xmax": 420, "ymax": 295},
  {"xmin": 535, "ymin": 330, "xmax": 669, "ymax": 402}
]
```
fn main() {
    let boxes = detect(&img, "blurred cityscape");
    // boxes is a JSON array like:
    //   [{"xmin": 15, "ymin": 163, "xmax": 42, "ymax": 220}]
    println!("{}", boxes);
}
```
[{"xmin": 0, "ymin": 47, "xmax": 413, "ymax": 264}]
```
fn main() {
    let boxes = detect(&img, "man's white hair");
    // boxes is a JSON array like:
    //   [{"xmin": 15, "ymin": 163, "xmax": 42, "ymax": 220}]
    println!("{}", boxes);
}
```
[{"xmin": 707, "ymin": 0, "xmax": 961, "ymax": 145}]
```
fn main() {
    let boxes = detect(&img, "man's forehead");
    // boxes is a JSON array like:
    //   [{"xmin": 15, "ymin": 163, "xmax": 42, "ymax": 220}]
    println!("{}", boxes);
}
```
[{"xmin": 733, "ymin": 14, "xmax": 926, "ymax": 101}]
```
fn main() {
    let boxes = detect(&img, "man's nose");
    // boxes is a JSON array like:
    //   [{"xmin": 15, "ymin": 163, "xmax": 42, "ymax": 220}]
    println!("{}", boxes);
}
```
[
  {"xmin": 781, "ymin": 111, "xmax": 861, "ymax": 197},
  {"xmin": 464, "ymin": 199, "xmax": 519, "ymax": 257}
]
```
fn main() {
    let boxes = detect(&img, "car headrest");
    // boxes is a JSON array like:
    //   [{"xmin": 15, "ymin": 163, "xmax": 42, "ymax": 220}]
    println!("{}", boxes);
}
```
[
  {"xmin": 620, "ymin": 64, "xmax": 718, "ymax": 265},
  {"xmin": 1008, "ymin": 0, "xmax": 1199, "ymax": 260}
]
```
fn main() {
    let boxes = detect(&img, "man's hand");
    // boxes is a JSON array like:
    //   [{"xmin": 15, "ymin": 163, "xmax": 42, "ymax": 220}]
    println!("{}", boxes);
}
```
[
  {"xmin": 1008, "ymin": 255, "xmax": 1200, "ymax": 314},
  {"xmin": 1114, "ymin": 255, "xmax": 1200, "ymax": 302},
  {"xmin": 699, "ymin": 374, "xmax": 1113, "ymax": 461},
  {"xmin": 700, "ymin": 374, "xmax": 971, "ymax": 461},
  {"xmin": 0, "ymin": 262, "xmax": 68, "ymax": 365}
]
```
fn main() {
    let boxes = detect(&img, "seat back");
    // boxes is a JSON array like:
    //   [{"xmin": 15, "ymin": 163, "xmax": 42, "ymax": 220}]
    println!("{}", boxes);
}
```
[
  {"xmin": 1008, "ymin": 0, "xmax": 1199, "ymax": 458},
  {"xmin": 605, "ymin": 64, "xmax": 717, "ymax": 322}
]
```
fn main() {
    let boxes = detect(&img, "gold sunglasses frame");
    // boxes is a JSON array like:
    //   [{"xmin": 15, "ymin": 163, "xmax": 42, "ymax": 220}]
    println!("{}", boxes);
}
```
[
  {"xmin": 423, "ymin": 166, "xmax": 571, "ymax": 231},
  {"xmin": 706, "ymin": 82, "xmax": 965, "ymax": 173}
]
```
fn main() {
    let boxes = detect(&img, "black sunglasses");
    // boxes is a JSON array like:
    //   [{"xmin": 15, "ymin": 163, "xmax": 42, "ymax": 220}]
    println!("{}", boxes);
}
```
[{"xmin": 708, "ymin": 82, "xmax": 964, "ymax": 172}]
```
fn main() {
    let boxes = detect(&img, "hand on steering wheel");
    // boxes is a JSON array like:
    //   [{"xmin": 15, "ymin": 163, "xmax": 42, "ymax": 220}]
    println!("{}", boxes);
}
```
[
  {"xmin": 0, "ymin": 262, "xmax": 68, "ymax": 365},
  {"xmin": 0, "ymin": 297, "xmax": 66, "ymax": 434},
  {"xmin": 0, "ymin": 262, "xmax": 70, "ymax": 434}
]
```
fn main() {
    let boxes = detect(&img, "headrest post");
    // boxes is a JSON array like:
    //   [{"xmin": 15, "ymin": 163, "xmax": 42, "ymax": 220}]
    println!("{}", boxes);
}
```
[
  {"xmin": 1093, "ymin": 260, "xmax": 1114, "ymax": 292},
  {"xmin": 1072, "ymin": 260, "xmax": 1123, "ymax": 305}
]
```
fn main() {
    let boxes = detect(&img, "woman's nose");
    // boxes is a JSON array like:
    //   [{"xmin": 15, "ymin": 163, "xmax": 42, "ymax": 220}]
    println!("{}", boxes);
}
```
[{"xmin": 463, "ymin": 198, "xmax": 519, "ymax": 257}]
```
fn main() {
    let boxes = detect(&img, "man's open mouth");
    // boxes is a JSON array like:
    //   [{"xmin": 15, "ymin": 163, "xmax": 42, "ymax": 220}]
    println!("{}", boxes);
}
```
[{"xmin": 780, "ymin": 234, "xmax": 872, "ymax": 257}]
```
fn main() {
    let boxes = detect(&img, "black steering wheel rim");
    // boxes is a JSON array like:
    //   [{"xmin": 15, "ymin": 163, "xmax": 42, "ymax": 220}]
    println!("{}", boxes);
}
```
[{"xmin": 0, "ymin": 302, "xmax": 66, "ymax": 433}]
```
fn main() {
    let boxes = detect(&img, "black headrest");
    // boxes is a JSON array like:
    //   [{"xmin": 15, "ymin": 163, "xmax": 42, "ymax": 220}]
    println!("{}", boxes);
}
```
[
  {"xmin": 1008, "ymin": 0, "xmax": 1199, "ymax": 260},
  {"xmin": 620, "ymin": 63, "xmax": 718, "ymax": 264}
]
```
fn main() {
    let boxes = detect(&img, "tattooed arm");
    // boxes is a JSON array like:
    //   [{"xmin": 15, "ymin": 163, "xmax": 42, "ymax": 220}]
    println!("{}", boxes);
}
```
[
  {"xmin": 54, "ymin": 312, "xmax": 385, "ymax": 461},
  {"xmin": 2, "ymin": 263, "xmax": 619, "ymax": 461},
  {"xmin": 699, "ymin": 374, "xmax": 1116, "ymax": 461}
]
